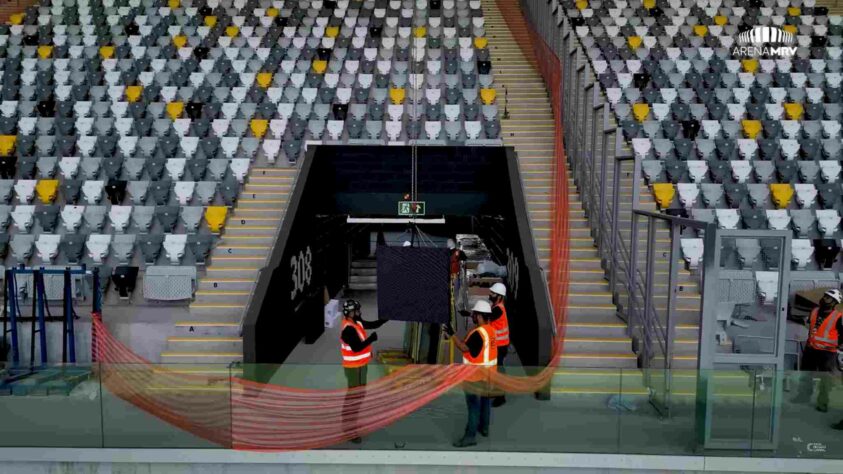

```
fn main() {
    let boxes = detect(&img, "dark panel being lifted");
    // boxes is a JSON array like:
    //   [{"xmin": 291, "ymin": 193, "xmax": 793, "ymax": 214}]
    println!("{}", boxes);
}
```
[{"xmin": 376, "ymin": 246, "xmax": 450, "ymax": 324}]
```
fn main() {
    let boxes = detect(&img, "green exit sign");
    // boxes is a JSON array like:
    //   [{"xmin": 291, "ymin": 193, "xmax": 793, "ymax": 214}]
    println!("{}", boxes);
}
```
[{"xmin": 398, "ymin": 201, "xmax": 426, "ymax": 216}]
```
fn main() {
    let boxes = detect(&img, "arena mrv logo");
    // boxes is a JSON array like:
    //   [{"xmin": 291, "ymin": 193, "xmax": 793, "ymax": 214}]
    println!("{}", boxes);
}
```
[{"xmin": 733, "ymin": 26, "xmax": 797, "ymax": 58}]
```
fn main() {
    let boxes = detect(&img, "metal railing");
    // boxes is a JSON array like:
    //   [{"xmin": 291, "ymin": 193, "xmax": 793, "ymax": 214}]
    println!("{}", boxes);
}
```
[{"xmin": 517, "ymin": 0, "xmax": 719, "ymax": 415}]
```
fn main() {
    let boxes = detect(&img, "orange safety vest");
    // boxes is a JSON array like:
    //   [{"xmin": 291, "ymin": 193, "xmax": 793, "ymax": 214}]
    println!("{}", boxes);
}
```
[
  {"xmin": 340, "ymin": 320, "xmax": 372, "ymax": 368},
  {"xmin": 808, "ymin": 308, "xmax": 843, "ymax": 352},
  {"xmin": 462, "ymin": 324, "xmax": 498, "ymax": 367},
  {"xmin": 490, "ymin": 301, "xmax": 509, "ymax": 347}
]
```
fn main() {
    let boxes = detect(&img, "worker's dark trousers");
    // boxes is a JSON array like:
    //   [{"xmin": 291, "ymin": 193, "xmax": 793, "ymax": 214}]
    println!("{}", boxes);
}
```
[
  {"xmin": 463, "ymin": 391, "xmax": 491, "ymax": 441},
  {"xmin": 343, "ymin": 365, "xmax": 368, "ymax": 440},
  {"xmin": 796, "ymin": 347, "xmax": 836, "ymax": 411},
  {"xmin": 492, "ymin": 345, "xmax": 508, "ymax": 404}
]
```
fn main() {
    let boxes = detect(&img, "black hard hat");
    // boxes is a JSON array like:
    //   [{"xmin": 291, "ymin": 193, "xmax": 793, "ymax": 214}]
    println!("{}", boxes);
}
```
[{"xmin": 343, "ymin": 299, "xmax": 361, "ymax": 315}]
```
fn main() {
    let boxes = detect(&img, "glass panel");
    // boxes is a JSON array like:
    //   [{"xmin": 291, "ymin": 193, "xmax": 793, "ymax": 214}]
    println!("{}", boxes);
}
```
[
  {"xmin": 705, "ymin": 365, "xmax": 757, "ymax": 452},
  {"xmin": 0, "ymin": 363, "xmax": 102, "ymax": 447},
  {"xmin": 100, "ymin": 363, "xmax": 230, "ymax": 448},
  {"xmin": 714, "ymin": 236, "xmax": 786, "ymax": 357},
  {"xmin": 776, "ymin": 369, "xmax": 843, "ymax": 459},
  {"xmin": 618, "ymin": 368, "xmax": 695, "ymax": 455}
]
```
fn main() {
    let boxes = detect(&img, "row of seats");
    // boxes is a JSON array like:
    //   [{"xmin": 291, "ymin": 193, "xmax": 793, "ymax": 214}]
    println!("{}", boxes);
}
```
[
  {"xmin": 681, "ymin": 237, "xmax": 843, "ymax": 272},
  {"xmin": 644, "ymin": 160, "xmax": 843, "ymax": 186},
  {"xmin": 653, "ymin": 181, "xmax": 843, "ymax": 210},
  {"xmin": 0, "ymin": 231, "xmax": 215, "ymax": 265},
  {"xmin": 0, "ymin": 178, "xmax": 242, "ymax": 206},
  {"xmin": 0, "ymin": 156, "xmax": 248, "ymax": 179},
  {"xmin": 0, "ymin": 204, "xmax": 229, "ymax": 233}
]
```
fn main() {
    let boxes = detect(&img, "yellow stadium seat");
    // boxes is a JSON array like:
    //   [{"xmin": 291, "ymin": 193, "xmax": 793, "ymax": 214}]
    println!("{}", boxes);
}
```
[
  {"xmin": 632, "ymin": 103, "xmax": 650, "ymax": 123},
  {"xmin": 480, "ymin": 88, "xmax": 497, "ymax": 105},
  {"xmin": 474, "ymin": 37, "xmax": 488, "ymax": 49},
  {"xmin": 0, "ymin": 135, "xmax": 16, "ymax": 156},
  {"xmin": 173, "ymin": 35, "xmax": 188, "ymax": 48},
  {"xmin": 205, "ymin": 206, "xmax": 228, "ymax": 233},
  {"xmin": 36, "ymin": 180, "xmax": 59, "ymax": 204},
  {"xmin": 256, "ymin": 72, "xmax": 273, "ymax": 89},
  {"xmin": 389, "ymin": 87, "xmax": 406, "ymax": 105},
  {"xmin": 741, "ymin": 119, "xmax": 762, "ymax": 139},
  {"xmin": 770, "ymin": 184, "xmax": 794, "ymax": 209},
  {"xmin": 693, "ymin": 25, "xmax": 707, "ymax": 37},
  {"xmin": 627, "ymin": 36, "xmax": 642, "ymax": 50},
  {"xmin": 575, "ymin": 0, "xmax": 588, "ymax": 10},
  {"xmin": 652, "ymin": 183, "xmax": 675, "ymax": 209},
  {"xmin": 312, "ymin": 60, "xmax": 328, "ymax": 74},
  {"xmin": 37, "ymin": 45, "xmax": 53, "ymax": 59},
  {"xmin": 266, "ymin": 7, "xmax": 279, "ymax": 17},
  {"xmin": 166, "ymin": 102, "xmax": 184, "ymax": 120},
  {"xmin": 226, "ymin": 26, "xmax": 239, "ymax": 37},
  {"xmin": 783, "ymin": 25, "xmax": 797, "ymax": 35},
  {"xmin": 741, "ymin": 58, "xmax": 758, "ymax": 73},
  {"xmin": 787, "ymin": 7, "xmax": 800, "ymax": 16},
  {"xmin": 714, "ymin": 15, "xmax": 728, "ymax": 26},
  {"xmin": 325, "ymin": 26, "xmax": 339, "ymax": 38},
  {"xmin": 642, "ymin": 0, "xmax": 655, "ymax": 9},
  {"xmin": 250, "ymin": 119, "xmax": 268, "ymax": 138},
  {"xmin": 125, "ymin": 85, "xmax": 143, "ymax": 103},
  {"xmin": 205, "ymin": 16, "xmax": 217, "ymax": 27},
  {"xmin": 9, "ymin": 14, "xmax": 24, "ymax": 26},
  {"xmin": 784, "ymin": 103, "xmax": 804, "ymax": 121},
  {"xmin": 100, "ymin": 46, "xmax": 115, "ymax": 59},
  {"xmin": 168, "ymin": 0, "xmax": 180, "ymax": 8},
  {"xmin": 414, "ymin": 26, "xmax": 426, "ymax": 38}
]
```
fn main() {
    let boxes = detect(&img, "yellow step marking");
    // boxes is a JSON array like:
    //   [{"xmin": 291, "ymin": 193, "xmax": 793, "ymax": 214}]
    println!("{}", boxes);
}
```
[
  {"xmin": 559, "ymin": 353, "xmax": 637, "ymax": 359},
  {"xmin": 199, "ymin": 278, "xmax": 254, "ymax": 283},
  {"xmin": 160, "ymin": 352, "xmax": 242, "ymax": 357},
  {"xmin": 195, "ymin": 290, "xmax": 250, "ymax": 296},
  {"xmin": 167, "ymin": 337, "xmax": 242, "ymax": 343},
  {"xmin": 175, "ymin": 322, "xmax": 239, "ymax": 327},
  {"xmin": 190, "ymin": 304, "xmax": 245, "ymax": 309}
]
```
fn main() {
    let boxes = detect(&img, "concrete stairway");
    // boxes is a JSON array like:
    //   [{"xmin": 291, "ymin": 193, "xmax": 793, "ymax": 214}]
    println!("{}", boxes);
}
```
[
  {"xmin": 484, "ymin": 0, "xmax": 639, "ymax": 378},
  {"xmin": 484, "ymin": 0, "xmax": 707, "ymax": 397},
  {"xmin": 160, "ymin": 166, "xmax": 297, "ymax": 364},
  {"xmin": 349, "ymin": 258, "xmax": 377, "ymax": 291}
]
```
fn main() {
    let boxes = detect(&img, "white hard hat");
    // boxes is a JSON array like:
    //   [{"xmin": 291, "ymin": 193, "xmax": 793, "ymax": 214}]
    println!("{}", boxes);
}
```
[
  {"xmin": 826, "ymin": 289, "xmax": 843, "ymax": 304},
  {"xmin": 447, "ymin": 239, "xmax": 456, "ymax": 249},
  {"xmin": 490, "ymin": 282, "xmax": 507, "ymax": 297},
  {"xmin": 403, "ymin": 240, "xmax": 412, "ymax": 247},
  {"xmin": 471, "ymin": 300, "xmax": 492, "ymax": 314}
]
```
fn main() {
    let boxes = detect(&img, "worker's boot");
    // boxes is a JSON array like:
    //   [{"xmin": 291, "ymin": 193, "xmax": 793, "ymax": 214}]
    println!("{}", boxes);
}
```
[
  {"xmin": 832, "ymin": 420, "xmax": 843, "ymax": 431},
  {"xmin": 453, "ymin": 437, "xmax": 477, "ymax": 448},
  {"xmin": 492, "ymin": 396, "xmax": 506, "ymax": 407}
]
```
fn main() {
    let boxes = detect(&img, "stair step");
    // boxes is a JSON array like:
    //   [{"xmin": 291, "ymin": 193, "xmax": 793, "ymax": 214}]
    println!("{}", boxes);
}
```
[
  {"xmin": 198, "ymin": 278, "xmax": 255, "ymax": 291},
  {"xmin": 558, "ymin": 352, "xmax": 639, "ymax": 368},
  {"xmin": 173, "ymin": 321, "xmax": 241, "ymax": 336},
  {"xmin": 213, "ymin": 244, "xmax": 271, "ymax": 256},
  {"xmin": 166, "ymin": 336, "xmax": 243, "ymax": 354},
  {"xmin": 193, "ymin": 290, "xmax": 251, "ymax": 304},
  {"xmin": 160, "ymin": 351, "xmax": 243, "ymax": 363}
]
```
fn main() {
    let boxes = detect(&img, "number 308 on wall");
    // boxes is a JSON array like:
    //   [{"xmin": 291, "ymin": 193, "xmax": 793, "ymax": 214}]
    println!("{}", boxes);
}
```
[{"xmin": 290, "ymin": 246, "xmax": 313, "ymax": 300}]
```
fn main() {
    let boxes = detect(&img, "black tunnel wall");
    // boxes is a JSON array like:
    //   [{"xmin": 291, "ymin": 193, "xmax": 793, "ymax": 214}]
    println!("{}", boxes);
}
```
[{"xmin": 242, "ymin": 146, "xmax": 554, "ymax": 368}]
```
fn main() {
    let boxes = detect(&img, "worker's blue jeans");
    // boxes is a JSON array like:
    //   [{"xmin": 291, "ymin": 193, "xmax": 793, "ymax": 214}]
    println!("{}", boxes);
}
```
[{"xmin": 463, "ymin": 392, "xmax": 491, "ymax": 441}]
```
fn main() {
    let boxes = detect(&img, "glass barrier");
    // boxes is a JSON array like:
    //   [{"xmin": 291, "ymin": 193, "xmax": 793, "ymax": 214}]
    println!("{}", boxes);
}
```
[{"xmin": 2, "ymin": 363, "xmax": 843, "ymax": 457}]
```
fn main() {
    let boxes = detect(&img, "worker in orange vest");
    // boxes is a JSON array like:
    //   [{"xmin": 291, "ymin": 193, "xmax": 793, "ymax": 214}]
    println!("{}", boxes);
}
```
[
  {"xmin": 488, "ymin": 282, "xmax": 509, "ymax": 407},
  {"xmin": 445, "ymin": 300, "xmax": 497, "ymax": 448},
  {"xmin": 793, "ymin": 289, "xmax": 843, "ymax": 415},
  {"xmin": 340, "ymin": 299, "xmax": 387, "ymax": 443}
]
